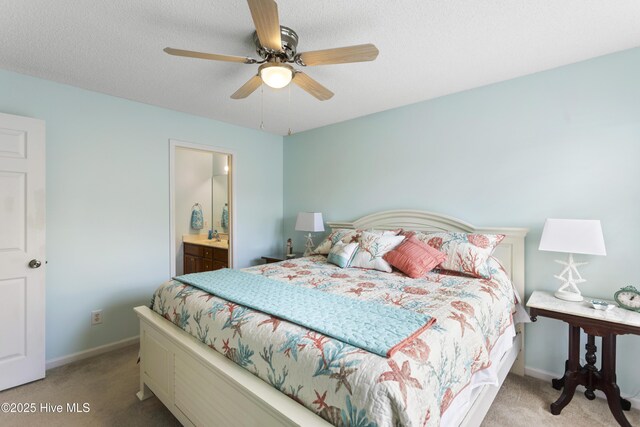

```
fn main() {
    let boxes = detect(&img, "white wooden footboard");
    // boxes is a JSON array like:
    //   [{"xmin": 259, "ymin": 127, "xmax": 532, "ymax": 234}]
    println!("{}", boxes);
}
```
[
  {"xmin": 136, "ymin": 305, "xmax": 521, "ymax": 427},
  {"xmin": 135, "ymin": 306, "xmax": 331, "ymax": 427}
]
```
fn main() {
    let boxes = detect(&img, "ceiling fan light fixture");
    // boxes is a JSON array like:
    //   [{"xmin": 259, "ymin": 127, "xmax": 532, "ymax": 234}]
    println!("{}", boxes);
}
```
[
  {"xmin": 166, "ymin": 0, "xmax": 379, "ymax": 101},
  {"xmin": 259, "ymin": 63, "xmax": 294, "ymax": 89}
]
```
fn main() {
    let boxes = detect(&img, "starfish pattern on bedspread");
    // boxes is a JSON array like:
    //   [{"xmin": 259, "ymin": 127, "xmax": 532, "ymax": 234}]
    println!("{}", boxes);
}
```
[{"xmin": 151, "ymin": 255, "xmax": 516, "ymax": 426}]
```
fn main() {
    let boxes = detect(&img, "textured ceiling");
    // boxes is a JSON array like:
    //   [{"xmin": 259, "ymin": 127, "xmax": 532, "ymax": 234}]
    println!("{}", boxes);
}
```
[{"xmin": 2, "ymin": 1, "xmax": 640, "ymax": 135}]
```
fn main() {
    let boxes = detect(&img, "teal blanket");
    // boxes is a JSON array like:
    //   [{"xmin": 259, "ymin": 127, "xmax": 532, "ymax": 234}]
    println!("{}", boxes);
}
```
[{"xmin": 174, "ymin": 269, "xmax": 435, "ymax": 358}]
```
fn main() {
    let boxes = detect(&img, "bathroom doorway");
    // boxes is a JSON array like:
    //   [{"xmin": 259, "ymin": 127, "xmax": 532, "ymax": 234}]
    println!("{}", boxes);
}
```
[{"xmin": 169, "ymin": 139, "xmax": 234, "ymax": 277}]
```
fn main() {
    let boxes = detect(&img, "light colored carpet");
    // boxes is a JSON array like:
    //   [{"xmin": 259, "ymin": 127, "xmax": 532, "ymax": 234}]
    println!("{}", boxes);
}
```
[
  {"xmin": 0, "ymin": 344, "xmax": 637, "ymax": 426},
  {"xmin": 481, "ymin": 372, "xmax": 638, "ymax": 427},
  {"xmin": 0, "ymin": 345, "xmax": 179, "ymax": 427}
]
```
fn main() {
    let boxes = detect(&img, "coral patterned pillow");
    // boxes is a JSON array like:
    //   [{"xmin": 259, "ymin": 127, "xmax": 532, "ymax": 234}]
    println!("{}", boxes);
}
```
[
  {"xmin": 327, "ymin": 241, "xmax": 359, "ymax": 268},
  {"xmin": 414, "ymin": 231, "xmax": 505, "ymax": 278},
  {"xmin": 383, "ymin": 235, "xmax": 447, "ymax": 278},
  {"xmin": 313, "ymin": 228, "xmax": 401, "ymax": 255},
  {"xmin": 313, "ymin": 229, "xmax": 358, "ymax": 255},
  {"xmin": 348, "ymin": 231, "xmax": 406, "ymax": 273}
]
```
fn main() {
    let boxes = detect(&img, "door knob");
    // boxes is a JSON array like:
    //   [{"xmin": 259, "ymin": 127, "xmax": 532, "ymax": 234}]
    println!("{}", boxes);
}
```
[{"xmin": 29, "ymin": 259, "xmax": 42, "ymax": 269}]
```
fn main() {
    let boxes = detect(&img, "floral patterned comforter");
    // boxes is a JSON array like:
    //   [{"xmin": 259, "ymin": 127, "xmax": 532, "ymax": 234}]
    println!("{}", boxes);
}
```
[{"xmin": 151, "ymin": 256, "xmax": 517, "ymax": 426}]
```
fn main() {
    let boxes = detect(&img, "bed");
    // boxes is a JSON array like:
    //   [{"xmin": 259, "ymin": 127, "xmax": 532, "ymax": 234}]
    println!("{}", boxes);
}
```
[{"xmin": 135, "ymin": 210, "xmax": 528, "ymax": 426}]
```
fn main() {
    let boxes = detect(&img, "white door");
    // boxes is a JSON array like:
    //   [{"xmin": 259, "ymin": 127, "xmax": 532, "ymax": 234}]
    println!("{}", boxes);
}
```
[{"xmin": 0, "ymin": 112, "xmax": 46, "ymax": 390}]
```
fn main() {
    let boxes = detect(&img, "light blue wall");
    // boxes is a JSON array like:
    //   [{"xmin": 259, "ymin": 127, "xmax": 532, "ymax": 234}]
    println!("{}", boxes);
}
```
[
  {"xmin": 0, "ymin": 69, "xmax": 283, "ymax": 361},
  {"xmin": 284, "ymin": 48, "xmax": 640, "ymax": 395},
  {"xmin": 3, "ymin": 45, "xmax": 640, "ymax": 393}
]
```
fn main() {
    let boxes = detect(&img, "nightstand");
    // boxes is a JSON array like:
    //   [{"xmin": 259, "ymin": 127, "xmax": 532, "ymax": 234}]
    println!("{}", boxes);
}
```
[
  {"xmin": 527, "ymin": 290, "xmax": 640, "ymax": 427},
  {"xmin": 261, "ymin": 254, "xmax": 301, "ymax": 264}
]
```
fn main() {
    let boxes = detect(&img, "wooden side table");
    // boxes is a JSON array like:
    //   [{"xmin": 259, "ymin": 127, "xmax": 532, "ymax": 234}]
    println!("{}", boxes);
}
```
[
  {"xmin": 261, "ymin": 254, "xmax": 300, "ymax": 264},
  {"xmin": 527, "ymin": 291, "xmax": 640, "ymax": 427}
]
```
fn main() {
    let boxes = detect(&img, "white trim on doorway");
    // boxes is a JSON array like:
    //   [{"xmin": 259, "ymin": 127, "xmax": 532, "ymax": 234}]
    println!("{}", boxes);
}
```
[{"xmin": 169, "ymin": 139, "xmax": 237, "ymax": 277}]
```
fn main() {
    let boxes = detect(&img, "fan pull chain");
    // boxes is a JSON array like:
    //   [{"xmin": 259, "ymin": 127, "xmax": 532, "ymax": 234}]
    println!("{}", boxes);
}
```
[
  {"xmin": 260, "ymin": 84, "xmax": 265, "ymax": 130},
  {"xmin": 287, "ymin": 83, "xmax": 292, "ymax": 136}
]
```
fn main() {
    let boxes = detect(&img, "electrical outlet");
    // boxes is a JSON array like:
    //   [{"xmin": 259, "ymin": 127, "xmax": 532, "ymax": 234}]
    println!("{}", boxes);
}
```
[{"xmin": 91, "ymin": 310, "xmax": 103, "ymax": 325}]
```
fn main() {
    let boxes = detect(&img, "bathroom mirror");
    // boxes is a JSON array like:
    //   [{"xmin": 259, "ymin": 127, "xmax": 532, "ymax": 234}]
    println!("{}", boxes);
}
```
[{"xmin": 171, "ymin": 142, "xmax": 233, "ymax": 276}]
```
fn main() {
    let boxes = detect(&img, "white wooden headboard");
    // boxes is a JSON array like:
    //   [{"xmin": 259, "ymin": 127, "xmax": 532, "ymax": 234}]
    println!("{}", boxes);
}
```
[{"xmin": 327, "ymin": 209, "xmax": 529, "ymax": 374}]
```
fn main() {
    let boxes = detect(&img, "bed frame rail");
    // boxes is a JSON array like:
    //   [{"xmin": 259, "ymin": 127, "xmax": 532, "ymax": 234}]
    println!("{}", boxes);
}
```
[{"xmin": 135, "ymin": 306, "xmax": 330, "ymax": 427}]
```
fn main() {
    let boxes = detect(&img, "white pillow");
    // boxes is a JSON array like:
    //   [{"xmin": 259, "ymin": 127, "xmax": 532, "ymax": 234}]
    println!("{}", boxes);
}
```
[
  {"xmin": 314, "ymin": 228, "xmax": 401, "ymax": 255},
  {"xmin": 348, "ymin": 231, "xmax": 405, "ymax": 273},
  {"xmin": 313, "ymin": 229, "xmax": 358, "ymax": 255},
  {"xmin": 327, "ymin": 241, "xmax": 358, "ymax": 268}
]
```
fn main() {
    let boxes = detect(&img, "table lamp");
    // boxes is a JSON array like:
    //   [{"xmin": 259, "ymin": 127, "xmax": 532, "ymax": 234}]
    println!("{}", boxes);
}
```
[
  {"xmin": 538, "ymin": 219, "xmax": 606, "ymax": 301},
  {"xmin": 295, "ymin": 212, "xmax": 324, "ymax": 257}
]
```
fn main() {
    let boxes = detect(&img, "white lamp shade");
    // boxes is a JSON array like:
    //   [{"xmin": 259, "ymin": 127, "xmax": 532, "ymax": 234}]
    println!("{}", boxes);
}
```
[
  {"xmin": 295, "ymin": 212, "xmax": 325, "ymax": 233},
  {"xmin": 539, "ymin": 219, "xmax": 606, "ymax": 256}
]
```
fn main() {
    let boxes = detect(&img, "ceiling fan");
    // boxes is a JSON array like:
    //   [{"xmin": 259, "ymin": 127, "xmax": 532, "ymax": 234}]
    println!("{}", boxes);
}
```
[{"xmin": 164, "ymin": 0, "xmax": 379, "ymax": 101}]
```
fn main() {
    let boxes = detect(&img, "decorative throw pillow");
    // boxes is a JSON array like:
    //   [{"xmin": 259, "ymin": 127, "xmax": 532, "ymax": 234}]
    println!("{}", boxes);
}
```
[
  {"xmin": 348, "ymin": 231, "xmax": 406, "ymax": 273},
  {"xmin": 414, "ymin": 231, "xmax": 504, "ymax": 278},
  {"xmin": 327, "ymin": 241, "xmax": 359, "ymax": 268},
  {"xmin": 313, "ymin": 228, "xmax": 401, "ymax": 255},
  {"xmin": 383, "ymin": 235, "xmax": 447, "ymax": 278},
  {"xmin": 313, "ymin": 229, "xmax": 357, "ymax": 255}
]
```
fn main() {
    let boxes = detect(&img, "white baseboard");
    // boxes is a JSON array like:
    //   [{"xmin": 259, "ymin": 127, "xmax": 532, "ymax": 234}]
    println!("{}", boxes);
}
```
[
  {"xmin": 46, "ymin": 335, "xmax": 140, "ymax": 370},
  {"xmin": 525, "ymin": 366, "xmax": 640, "ymax": 410}
]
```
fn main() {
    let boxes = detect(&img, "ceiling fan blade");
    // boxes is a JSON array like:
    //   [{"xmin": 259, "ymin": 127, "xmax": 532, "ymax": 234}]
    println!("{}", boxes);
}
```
[
  {"xmin": 164, "ymin": 47, "xmax": 254, "ymax": 64},
  {"xmin": 247, "ymin": 0, "xmax": 282, "ymax": 51},
  {"xmin": 297, "ymin": 43, "xmax": 379, "ymax": 66},
  {"xmin": 230, "ymin": 75, "xmax": 263, "ymax": 99},
  {"xmin": 292, "ymin": 72, "xmax": 334, "ymax": 101}
]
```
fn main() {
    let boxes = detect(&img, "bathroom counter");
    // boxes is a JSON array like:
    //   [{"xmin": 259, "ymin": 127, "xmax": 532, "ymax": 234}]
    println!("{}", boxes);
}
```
[{"xmin": 182, "ymin": 235, "xmax": 229, "ymax": 250}]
